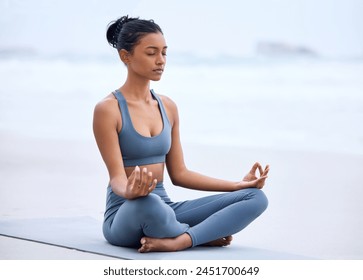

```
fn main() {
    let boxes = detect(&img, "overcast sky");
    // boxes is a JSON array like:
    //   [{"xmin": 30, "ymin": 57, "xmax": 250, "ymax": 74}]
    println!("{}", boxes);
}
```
[{"xmin": 1, "ymin": 0, "xmax": 362, "ymax": 57}]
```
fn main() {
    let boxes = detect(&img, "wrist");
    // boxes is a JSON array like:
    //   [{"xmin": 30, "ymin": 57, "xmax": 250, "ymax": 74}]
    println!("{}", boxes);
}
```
[
  {"xmin": 233, "ymin": 181, "xmax": 243, "ymax": 191},
  {"xmin": 110, "ymin": 176, "xmax": 128, "ymax": 197},
  {"xmin": 236, "ymin": 180, "xmax": 251, "ymax": 190}
]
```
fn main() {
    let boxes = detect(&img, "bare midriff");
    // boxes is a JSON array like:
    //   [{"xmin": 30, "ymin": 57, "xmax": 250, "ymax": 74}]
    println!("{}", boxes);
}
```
[{"xmin": 124, "ymin": 162, "xmax": 165, "ymax": 182}]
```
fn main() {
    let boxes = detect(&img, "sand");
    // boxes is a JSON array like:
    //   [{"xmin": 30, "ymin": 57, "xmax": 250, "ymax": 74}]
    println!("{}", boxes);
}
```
[{"xmin": 1, "ymin": 130, "xmax": 363, "ymax": 259}]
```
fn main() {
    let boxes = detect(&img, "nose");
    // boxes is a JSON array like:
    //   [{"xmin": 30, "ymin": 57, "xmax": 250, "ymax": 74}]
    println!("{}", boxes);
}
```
[{"xmin": 156, "ymin": 53, "xmax": 165, "ymax": 65}]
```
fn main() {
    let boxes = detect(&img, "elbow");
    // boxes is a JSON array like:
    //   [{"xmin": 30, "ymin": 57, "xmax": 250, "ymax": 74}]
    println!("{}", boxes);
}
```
[
  {"xmin": 170, "ymin": 176, "xmax": 181, "ymax": 186},
  {"xmin": 169, "ymin": 169, "xmax": 188, "ymax": 187}
]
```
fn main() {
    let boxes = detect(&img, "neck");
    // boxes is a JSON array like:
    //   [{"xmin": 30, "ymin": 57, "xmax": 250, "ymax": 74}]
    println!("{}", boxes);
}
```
[{"xmin": 120, "ymin": 77, "xmax": 151, "ymax": 101}]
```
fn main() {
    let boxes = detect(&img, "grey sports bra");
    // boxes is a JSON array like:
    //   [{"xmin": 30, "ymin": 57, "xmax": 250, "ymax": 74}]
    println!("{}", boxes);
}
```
[{"xmin": 113, "ymin": 89, "xmax": 172, "ymax": 167}]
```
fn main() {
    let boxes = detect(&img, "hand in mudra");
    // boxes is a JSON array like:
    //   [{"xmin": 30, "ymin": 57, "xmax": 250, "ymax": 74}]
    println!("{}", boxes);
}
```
[
  {"xmin": 126, "ymin": 166, "xmax": 157, "ymax": 199},
  {"xmin": 241, "ymin": 162, "xmax": 270, "ymax": 189}
]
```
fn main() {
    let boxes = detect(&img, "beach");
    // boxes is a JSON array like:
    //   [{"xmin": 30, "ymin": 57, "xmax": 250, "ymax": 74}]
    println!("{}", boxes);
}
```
[
  {"xmin": 1, "ymin": 129, "xmax": 363, "ymax": 259},
  {"xmin": 1, "ymin": 56, "xmax": 363, "ymax": 260}
]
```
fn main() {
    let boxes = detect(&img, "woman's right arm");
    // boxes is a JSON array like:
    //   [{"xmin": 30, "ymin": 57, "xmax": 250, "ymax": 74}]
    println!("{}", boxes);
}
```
[{"xmin": 93, "ymin": 98, "xmax": 156, "ymax": 199}]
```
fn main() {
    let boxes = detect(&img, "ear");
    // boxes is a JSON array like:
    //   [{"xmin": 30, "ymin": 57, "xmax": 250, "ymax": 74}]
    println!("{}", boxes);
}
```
[{"xmin": 119, "ymin": 49, "xmax": 130, "ymax": 64}]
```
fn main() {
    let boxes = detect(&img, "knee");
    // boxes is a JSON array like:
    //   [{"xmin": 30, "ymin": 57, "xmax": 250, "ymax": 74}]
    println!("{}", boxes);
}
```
[
  {"xmin": 128, "ymin": 193, "xmax": 171, "ymax": 220},
  {"xmin": 136, "ymin": 193, "xmax": 162, "ymax": 205},
  {"xmin": 128, "ymin": 193, "xmax": 162, "ymax": 212},
  {"xmin": 253, "ymin": 189, "xmax": 269, "ymax": 214},
  {"xmin": 236, "ymin": 188, "xmax": 268, "ymax": 215}
]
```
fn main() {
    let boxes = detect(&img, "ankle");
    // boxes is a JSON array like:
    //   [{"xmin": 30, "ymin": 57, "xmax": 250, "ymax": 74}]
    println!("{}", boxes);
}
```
[{"xmin": 176, "ymin": 233, "xmax": 192, "ymax": 250}]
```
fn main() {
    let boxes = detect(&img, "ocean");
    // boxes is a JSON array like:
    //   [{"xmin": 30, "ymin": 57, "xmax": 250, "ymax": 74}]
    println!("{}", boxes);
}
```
[{"xmin": 0, "ymin": 55, "xmax": 362, "ymax": 156}]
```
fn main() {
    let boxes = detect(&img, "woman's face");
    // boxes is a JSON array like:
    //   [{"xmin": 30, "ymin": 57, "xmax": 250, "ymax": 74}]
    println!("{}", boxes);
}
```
[{"xmin": 124, "ymin": 32, "xmax": 167, "ymax": 81}]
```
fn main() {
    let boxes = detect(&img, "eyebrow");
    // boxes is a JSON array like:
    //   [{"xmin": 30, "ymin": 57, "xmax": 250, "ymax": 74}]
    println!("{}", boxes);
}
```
[{"xmin": 145, "ymin": 46, "xmax": 168, "ymax": 50}]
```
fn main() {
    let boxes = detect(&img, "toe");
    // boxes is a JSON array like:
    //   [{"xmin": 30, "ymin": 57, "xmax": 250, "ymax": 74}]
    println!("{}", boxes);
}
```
[{"xmin": 138, "ymin": 238, "xmax": 148, "ymax": 253}]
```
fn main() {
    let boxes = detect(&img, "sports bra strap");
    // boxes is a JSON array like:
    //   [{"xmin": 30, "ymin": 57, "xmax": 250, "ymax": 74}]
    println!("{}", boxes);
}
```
[{"xmin": 113, "ymin": 90, "xmax": 131, "ymax": 131}]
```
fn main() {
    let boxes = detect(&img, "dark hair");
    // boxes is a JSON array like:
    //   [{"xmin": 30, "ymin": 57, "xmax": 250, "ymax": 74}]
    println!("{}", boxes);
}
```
[{"xmin": 106, "ymin": 15, "xmax": 163, "ymax": 52}]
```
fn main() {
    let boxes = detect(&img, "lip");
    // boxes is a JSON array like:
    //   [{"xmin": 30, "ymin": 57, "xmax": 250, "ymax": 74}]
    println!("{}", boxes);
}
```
[{"xmin": 153, "ymin": 68, "xmax": 164, "ymax": 74}]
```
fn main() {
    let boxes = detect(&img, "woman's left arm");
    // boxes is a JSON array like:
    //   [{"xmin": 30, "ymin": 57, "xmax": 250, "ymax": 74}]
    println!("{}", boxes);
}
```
[{"xmin": 163, "ymin": 96, "xmax": 269, "ymax": 192}]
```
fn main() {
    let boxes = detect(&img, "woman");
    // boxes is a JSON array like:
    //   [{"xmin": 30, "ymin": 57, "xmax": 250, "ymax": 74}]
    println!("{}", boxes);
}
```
[{"xmin": 93, "ymin": 15, "xmax": 269, "ymax": 253}]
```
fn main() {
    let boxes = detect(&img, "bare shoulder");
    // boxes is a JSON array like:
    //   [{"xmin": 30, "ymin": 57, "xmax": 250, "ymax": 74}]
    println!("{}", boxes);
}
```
[
  {"xmin": 158, "ymin": 94, "xmax": 178, "ymax": 112},
  {"xmin": 158, "ymin": 94, "xmax": 179, "ymax": 125},
  {"xmin": 93, "ymin": 93, "xmax": 121, "ymax": 132},
  {"xmin": 94, "ymin": 94, "xmax": 119, "ymax": 116}
]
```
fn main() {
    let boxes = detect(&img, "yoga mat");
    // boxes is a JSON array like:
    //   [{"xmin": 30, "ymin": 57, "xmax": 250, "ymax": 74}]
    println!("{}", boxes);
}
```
[{"xmin": 0, "ymin": 216, "xmax": 309, "ymax": 260}]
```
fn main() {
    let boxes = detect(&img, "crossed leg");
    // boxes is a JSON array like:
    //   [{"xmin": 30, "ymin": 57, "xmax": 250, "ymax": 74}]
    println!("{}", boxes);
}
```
[{"xmin": 138, "ymin": 188, "xmax": 268, "ymax": 252}]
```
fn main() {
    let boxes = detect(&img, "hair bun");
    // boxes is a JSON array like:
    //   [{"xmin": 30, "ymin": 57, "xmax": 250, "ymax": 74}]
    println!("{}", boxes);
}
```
[{"xmin": 106, "ymin": 15, "xmax": 139, "ymax": 48}]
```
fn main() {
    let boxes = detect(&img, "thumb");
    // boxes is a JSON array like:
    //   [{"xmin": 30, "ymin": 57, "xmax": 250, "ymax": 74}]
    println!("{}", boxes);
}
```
[{"xmin": 250, "ymin": 162, "xmax": 260, "ymax": 174}]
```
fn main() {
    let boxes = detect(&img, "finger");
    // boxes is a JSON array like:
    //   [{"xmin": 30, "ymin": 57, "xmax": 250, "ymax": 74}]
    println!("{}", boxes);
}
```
[
  {"xmin": 256, "ymin": 177, "xmax": 268, "ymax": 189},
  {"xmin": 140, "ymin": 167, "xmax": 148, "ymax": 187},
  {"xmin": 264, "ymin": 165, "xmax": 270, "ymax": 173},
  {"xmin": 143, "ymin": 171, "xmax": 153, "ymax": 192},
  {"xmin": 253, "ymin": 176, "xmax": 267, "ymax": 186},
  {"xmin": 262, "ymin": 167, "xmax": 270, "ymax": 177},
  {"xmin": 147, "ymin": 171, "xmax": 153, "ymax": 185},
  {"xmin": 133, "ymin": 166, "xmax": 141, "ymax": 187},
  {"xmin": 259, "ymin": 179, "xmax": 267, "ymax": 188},
  {"xmin": 250, "ymin": 162, "xmax": 260, "ymax": 174},
  {"xmin": 148, "ymin": 179, "xmax": 157, "ymax": 193},
  {"xmin": 258, "ymin": 165, "xmax": 264, "ymax": 177}
]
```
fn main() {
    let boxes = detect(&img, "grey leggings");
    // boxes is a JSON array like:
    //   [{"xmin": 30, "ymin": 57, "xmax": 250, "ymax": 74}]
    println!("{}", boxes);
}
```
[{"xmin": 103, "ymin": 183, "xmax": 268, "ymax": 248}]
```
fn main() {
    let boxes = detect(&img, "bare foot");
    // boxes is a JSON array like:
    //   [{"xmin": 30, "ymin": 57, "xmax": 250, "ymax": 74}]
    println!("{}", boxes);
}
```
[
  {"xmin": 202, "ymin": 236, "xmax": 233, "ymax": 247},
  {"xmin": 138, "ymin": 233, "xmax": 192, "ymax": 253}
]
